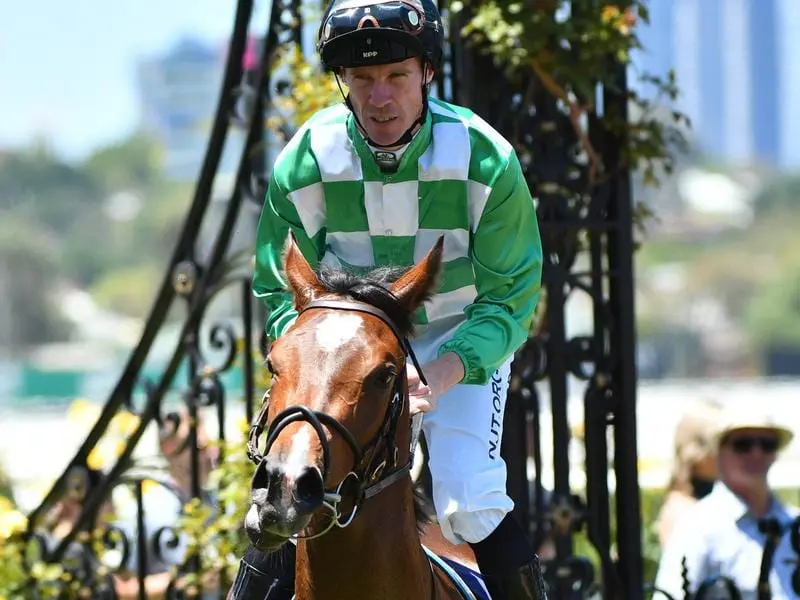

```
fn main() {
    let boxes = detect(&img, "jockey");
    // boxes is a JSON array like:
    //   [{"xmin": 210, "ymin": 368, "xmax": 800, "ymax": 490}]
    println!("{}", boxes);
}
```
[{"xmin": 231, "ymin": 0, "xmax": 546, "ymax": 598}]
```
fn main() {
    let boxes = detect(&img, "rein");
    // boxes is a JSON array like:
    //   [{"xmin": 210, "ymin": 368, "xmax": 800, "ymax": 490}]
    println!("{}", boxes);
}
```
[{"xmin": 246, "ymin": 298, "xmax": 427, "ymax": 539}]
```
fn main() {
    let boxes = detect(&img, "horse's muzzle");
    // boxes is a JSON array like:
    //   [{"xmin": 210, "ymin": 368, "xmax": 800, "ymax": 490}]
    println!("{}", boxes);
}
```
[{"xmin": 245, "ymin": 457, "xmax": 325, "ymax": 549}]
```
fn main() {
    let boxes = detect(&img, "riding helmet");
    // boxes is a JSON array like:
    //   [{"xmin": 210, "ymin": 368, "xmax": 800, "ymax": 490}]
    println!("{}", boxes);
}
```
[{"xmin": 317, "ymin": 0, "xmax": 445, "ymax": 72}]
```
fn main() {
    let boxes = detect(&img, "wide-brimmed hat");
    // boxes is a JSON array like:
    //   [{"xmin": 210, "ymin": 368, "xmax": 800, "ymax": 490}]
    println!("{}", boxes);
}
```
[{"xmin": 714, "ymin": 405, "xmax": 794, "ymax": 451}]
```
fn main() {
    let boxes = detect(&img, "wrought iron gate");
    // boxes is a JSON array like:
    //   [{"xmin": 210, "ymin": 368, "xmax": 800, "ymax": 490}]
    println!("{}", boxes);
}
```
[
  {"xmin": 441, "ymin": 4, "xmax": 643, "ymax": 598},
  {"xmin": 18, "ymin": 0, "xmax": 800, "ymax": 599}
]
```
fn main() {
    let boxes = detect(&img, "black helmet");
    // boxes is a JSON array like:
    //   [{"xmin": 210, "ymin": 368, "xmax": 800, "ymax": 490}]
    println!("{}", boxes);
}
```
[{"xmin": 317, "ymin": 0, "xmax": 444, "ymax": 72}]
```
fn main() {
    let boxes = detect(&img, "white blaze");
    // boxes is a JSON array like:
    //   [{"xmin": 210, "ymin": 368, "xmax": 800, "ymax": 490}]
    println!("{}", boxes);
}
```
[
  {"xmin": 279, "ymin": 312, "xmax": 362, "ymax": 479},
  {"xmin": 284, "ymin": 426, "xmax": 313, "ymax": 480},
  {"xmin": 314, "ymin": 313, "xmax": 363, "ymax": 352}
]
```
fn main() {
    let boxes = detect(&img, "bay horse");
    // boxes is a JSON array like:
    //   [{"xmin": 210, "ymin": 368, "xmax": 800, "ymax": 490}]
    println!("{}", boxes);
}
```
[{"xmin": 243, "ymin": 233, "xmax": 485, "ymax": 599}]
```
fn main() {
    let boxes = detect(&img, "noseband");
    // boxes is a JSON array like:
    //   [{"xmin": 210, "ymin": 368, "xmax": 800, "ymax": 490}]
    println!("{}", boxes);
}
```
[{"xmin": 246, "ymin": 298, "xmax": 427, "ymax": 537}]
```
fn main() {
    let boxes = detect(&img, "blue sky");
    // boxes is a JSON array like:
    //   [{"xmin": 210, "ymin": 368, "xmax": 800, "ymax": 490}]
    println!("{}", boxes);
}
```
[{"xmin": 0, "ymin": 1, "xmax": 270, "ymax": 161}]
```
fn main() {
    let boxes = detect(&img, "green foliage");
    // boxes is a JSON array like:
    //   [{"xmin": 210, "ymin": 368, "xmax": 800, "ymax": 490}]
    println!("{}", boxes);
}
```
[
  {"xmin": 176, "ymin": 420, "xmax": 255, "ymax": 586},
  {"xmin": 453, "ymin": 0, "xmax": 689, "ymax": 191},
  {"xmin": 90, "ymin": 263, "xmax": 165, "ymax": 318},
  {"xmin": 0, "ymin": 428, "xmax": 254, "ymax": 598},
  {"xmin": 0, "ymin": 133, "xmax": 194, "ymax": 345},
  {"xmin": 0, "ymin": 497, "xmax": 34, "ymax": 598},
  {"xmin": 569, "ymin": 488, "xmax": 664, "ymax": 596},
  {"xmin": 636, "ymin": 193, "xmax": 800, "ymax": 371},
  {"xmin": 746, "ymin": 266, "xmax": 800, "ymax": 347},
  {"xmin": 82, "ymin": 133, "xmax": 165, "ymax": 192},
  {"xmin": 0, "ymin": 214, "xmax": 73, "ymax": 348},
  {"xmin": 267, "ymin": 46, "xmax": 342, "ymax": 139},
  {"xmin": 0, "ymin": 148, "xmax": 103, "ymax": 235},
  {"xmin": 751, "ymin": 174, "xmax": 800, "ymax": 218}
]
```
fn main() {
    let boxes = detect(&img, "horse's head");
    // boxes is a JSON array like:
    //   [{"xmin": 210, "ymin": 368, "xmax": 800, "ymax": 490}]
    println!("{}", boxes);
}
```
[{"xmin": 244, "ymin": 233, "xmax": 443, "ymax": 552}]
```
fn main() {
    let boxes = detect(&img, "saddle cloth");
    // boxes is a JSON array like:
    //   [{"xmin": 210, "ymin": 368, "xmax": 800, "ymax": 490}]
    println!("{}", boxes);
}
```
[{"xmin": 422, "ymin": 545, "xmax": 491, "ymax": 600}]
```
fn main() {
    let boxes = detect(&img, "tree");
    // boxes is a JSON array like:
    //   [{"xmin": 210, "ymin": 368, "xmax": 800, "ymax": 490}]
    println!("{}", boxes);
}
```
[
  {"xmin": 0, "ymin": 215, "xmax": 72, "ymax": 350},
  {"xmin": 455, "ymin": 0, "xmax": 688, "ymax": 190},
  {"xmin": 751, "ymin": 174, "xmax": 800, "ymax": 218},
  {"xmin": 0, "ymin": 148, "xmax": 102, "ymax": 236},
  {"xmin": 82, "ymin": 132, "xmax": 164, "ymax": 192},
  {"xmin": 746, "ymin": 266, "xmax": 800, "ymax": 348}
]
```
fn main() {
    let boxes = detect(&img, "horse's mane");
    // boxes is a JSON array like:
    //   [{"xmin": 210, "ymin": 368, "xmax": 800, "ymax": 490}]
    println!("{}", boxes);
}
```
[
  {"xmin": 316, "ymin": 263, "xmax": 435, "ymax": 530},
  {"xmin": 412, "ymin": 482, "xmax": 435, "ymax": 531},
  {"xmin": 315, "ymin": 263, "xmax": 417, "ymax": 337}
]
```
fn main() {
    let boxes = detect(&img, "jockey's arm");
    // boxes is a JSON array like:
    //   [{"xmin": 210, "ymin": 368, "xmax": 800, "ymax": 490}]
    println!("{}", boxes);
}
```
[
  {"xmin": 253, "ymin": 171, "xmax": 322, "ymax": 341},
  {"xmin": 436, "ymin": 152, "xmax": 543, "ymax": 386}
]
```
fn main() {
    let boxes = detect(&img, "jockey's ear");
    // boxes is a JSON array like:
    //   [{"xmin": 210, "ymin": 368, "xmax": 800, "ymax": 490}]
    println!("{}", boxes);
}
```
[
  {"xmin": 389, "ymin": 235, "xmax": 443, "ymax": 314},
  {"xmin": 422, "ymin": 59, "xmax": 434, "ymax": 85},
  {"xmin": 283, "ymin": 231, "xmax": 325, "ymax": 312}
]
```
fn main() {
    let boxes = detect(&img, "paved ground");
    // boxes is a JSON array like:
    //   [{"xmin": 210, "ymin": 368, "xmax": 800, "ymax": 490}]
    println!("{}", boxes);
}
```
[{"xmin": 2, "ymin": 377, "xmax": 799, "ymax": 513}]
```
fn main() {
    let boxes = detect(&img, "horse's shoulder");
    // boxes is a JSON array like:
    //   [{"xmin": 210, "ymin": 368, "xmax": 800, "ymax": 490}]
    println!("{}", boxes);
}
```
[
  {"xmin": 420, "ymin": 525, "xmax": 490, "ymax": 600},
  {"xmin": 419, "ymin": 522, "xmax": 479, "ymax": 572}
]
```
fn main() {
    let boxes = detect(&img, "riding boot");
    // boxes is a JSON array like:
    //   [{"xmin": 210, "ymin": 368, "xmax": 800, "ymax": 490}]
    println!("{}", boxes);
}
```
[
  {"xmin": 469, "ymin": 514, "xmax": 548, "ymax": 600},
  {"xmin": 229, "ymin": 543, "xmax": 296, "ymax": 600},
  {"xmin": 482, "ymin": 555, "xmax": 548, "ymax": 600}
]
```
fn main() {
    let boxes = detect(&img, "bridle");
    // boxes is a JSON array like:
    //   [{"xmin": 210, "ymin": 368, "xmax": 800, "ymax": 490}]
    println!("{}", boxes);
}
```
[{"xmin": 245, "ymin": 298, "xmax": 428, "ymax": 539}]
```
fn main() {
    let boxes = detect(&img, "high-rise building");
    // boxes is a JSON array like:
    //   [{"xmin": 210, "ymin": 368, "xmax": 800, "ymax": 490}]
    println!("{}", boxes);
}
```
[
  {"xmin": 777, "ymin": 0, "xmax": 800, "ymax": 167},
  {"xmin": 136, "ymin": 37, "xmax": 246, "ymax": 181},
  {"xmin": 697, "ymin": 0, "xmax": 726, "ymax": 158},
  {"xmin": 720, "ymin": 0, "xmax": 751, "ymax": 164},
  {"xmin": 630, "ymin": 0, "xmax": 795, "ymax": 168},
  {"xmin": 747, "ymin": 0, "xmax": 780, "ymax": 165}
]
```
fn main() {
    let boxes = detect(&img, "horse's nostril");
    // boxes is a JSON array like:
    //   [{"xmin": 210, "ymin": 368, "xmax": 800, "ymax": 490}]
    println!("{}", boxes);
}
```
[
  {"xmin": 294, "ymin": 466, "xmax": 324, "ymax": 514},
  {"xmin": 251, "ymin": 458, "xmax": 271, "ymax": 490}
]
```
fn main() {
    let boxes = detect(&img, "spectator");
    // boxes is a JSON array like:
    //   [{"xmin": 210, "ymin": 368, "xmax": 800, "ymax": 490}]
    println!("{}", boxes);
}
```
[
  {"xmin": 655, "ymin": 400, "xmax": 722, "ymax": 547},
  {"xmin": 654, "ymin": 405, "xmax": 798, "ymax": 599},
  {"xmin": 112, "ymin": 406, "xmax": 220, "ymax": 599},
  {"xmin": 40, "ymin": 464, "xmax": 116, "ymax": 597}
]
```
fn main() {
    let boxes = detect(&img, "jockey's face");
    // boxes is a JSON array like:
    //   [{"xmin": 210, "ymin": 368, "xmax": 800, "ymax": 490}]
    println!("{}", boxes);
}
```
[{"xmin": 342, "ymin": 57, "xmax": 432, "ymax": 148}]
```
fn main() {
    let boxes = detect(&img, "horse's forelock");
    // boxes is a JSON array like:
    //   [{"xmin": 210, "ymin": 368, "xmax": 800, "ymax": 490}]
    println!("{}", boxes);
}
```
[{"xmin": 315, "ymin": 263, "xmax": 416, "ymax": 337}]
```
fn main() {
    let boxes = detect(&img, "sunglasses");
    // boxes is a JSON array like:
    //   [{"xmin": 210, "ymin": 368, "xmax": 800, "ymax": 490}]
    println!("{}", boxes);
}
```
[{"xmin": 726, "ymin": 435, "xmax": 780, "ymax": 454}]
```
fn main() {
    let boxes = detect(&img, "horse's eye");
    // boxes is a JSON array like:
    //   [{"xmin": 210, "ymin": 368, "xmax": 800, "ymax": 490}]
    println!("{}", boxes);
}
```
[
  {"xmin": 266, "ymin": 358, "xmax": 277, "ymax": 376},
  {"xmin": 375, "ymin": 366, "xmax": 397, "ymax": 388}
]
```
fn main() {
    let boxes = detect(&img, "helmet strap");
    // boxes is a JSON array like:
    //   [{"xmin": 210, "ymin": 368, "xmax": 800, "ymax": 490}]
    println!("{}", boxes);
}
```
[{"xmin": 334, "ymin": 63, "xmax": 431, "ymax": 171}]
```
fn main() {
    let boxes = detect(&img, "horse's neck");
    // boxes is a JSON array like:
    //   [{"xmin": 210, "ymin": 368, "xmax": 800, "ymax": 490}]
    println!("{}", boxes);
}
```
[{"xmin": 295, "ymin": 481, "xmax": 432, "ymax": 600}]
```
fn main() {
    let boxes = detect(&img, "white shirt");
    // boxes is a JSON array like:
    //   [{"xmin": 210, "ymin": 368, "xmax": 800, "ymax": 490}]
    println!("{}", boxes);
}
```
[{"xmin": 654, "ymin": 481, "xmax": 799, "ymax": 600}]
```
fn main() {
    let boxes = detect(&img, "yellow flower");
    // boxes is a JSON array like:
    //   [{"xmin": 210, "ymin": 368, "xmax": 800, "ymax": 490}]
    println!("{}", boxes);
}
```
[
  {"xmin": 141, "ymin": 479, "xmax": 158, "ymax": 495},
  {"xmin": 600, "ymin": 5, "xmax": 620, "ymax": 22},
  {"xmin": 0, "ymin": 508, "xmax": 27, "ymax": 539},
  {"xmin": 600, "ymin": 4, "xmax": 636, "ymax": 35},
  {"xmin": 87, "ymin": 446, "xmax": 106, "ymax": 471},
  {"xmin": 66, "ymin": 398, "xmax": 101, "ymax": 426},
  {"xmin": 110, "ymin": 411, "xmax": 140, "ymax": 436},
  {"xmin": 113, "ymin": 440, "xmax": 127, "ymax": 459}
]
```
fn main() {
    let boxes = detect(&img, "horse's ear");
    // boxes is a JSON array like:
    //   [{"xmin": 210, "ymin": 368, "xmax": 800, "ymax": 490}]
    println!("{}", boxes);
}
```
[
  {"xmin": 389, "ymin": 236, "xmax": 443, "ymax": 313},
  {"xmin": 283, "ymin": 231, "xmax": 324, "ymax": 312}
]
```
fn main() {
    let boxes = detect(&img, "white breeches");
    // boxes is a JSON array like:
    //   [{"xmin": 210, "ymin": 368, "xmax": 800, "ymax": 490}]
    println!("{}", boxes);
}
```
[{"xmin": 419, "ymin": 357, "xmax": 515, "ymax": 546}]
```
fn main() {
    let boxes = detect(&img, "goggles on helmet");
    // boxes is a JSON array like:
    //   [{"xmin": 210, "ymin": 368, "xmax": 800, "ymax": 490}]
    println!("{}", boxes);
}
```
[{"xmin": 319, "ymin": 0, "xmax": 431, "ymax": 69}]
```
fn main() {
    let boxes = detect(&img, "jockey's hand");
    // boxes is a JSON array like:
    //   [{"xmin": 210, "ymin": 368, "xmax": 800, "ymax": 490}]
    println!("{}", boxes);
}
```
[
  {"xmin": 407, "ymin": 363, "xmax": 436, "ymax": 415},
  {"xmin": 406, "ymin": 352, "xmax": 466, "ymax": 416}
]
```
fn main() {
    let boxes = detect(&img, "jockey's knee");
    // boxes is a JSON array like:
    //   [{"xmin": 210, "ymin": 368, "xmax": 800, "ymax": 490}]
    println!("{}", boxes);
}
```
[
  {"xmin": 446, "ymin": 506, "xmax": 511, "ymax": 544},
  {"xmin": 431, "ymin": 460, "xmax": 515, "ymax": 545}
]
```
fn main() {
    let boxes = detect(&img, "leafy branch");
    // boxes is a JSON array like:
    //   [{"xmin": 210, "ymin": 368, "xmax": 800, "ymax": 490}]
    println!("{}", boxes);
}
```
[{"xmin": 453, "ymin": 0, "xmax": 690, "ymax": 192}]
